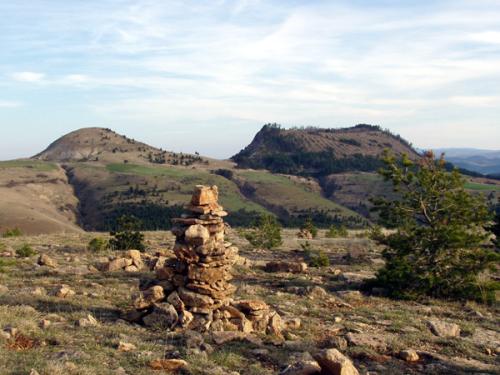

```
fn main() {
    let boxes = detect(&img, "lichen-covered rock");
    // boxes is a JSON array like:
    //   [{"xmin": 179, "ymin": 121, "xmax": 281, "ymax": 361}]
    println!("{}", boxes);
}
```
[
  {"xmin": 427, "ymin": 319, "xmax": 461, "ymax": 338},
  {"xmin": 143, "ymin": 303, "xmax": 178, "ymax": 329},
  {"xmin": 313, "ymin": 348, "xmax": 359, "ymax": 375},
  {"xmin": 38, "ymin": 254, "xmax": 57, "ymax": 268}
]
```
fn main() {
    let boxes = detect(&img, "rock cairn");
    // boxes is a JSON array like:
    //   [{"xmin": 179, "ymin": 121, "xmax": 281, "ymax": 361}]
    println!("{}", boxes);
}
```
[{"xmin": 126, "ymin": 185, "xmax": 284, "ymax": 336}]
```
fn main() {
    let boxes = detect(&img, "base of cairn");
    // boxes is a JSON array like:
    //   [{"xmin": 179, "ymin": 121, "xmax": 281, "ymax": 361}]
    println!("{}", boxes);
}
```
[{"xmin": 123, "ymin": 185, "xmax": 284, "ymax": 336}]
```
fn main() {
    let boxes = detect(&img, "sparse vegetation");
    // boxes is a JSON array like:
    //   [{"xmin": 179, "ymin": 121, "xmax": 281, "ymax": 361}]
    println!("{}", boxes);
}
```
[
  {"xmin": 301, "ymin": 241, "xmax": 330, "ymax": 267},
  {"xmin": 326, "ymin": 224, "xmax": 348, "ymax": 238},
  {"xmin": 301, "ymin": 217, "xmax": 318, "ymax": 238},
  {"xmin": 15, "ymin": 244, "xmax": 36, "ymax": 257},
  {"xmin": 108, "ymin": 215, "xmax": 145, "ymax": 251},
  {"xmin": 2, "ymin": 227, "xmax": 23, "ymax": 238},
  {"xmin": 371, "ymin": 151, "xmax": 499, "ymax": 302},
  {"xmin": 87, "ymin": 237, "xmax": 108, "ymax": 252},
  {"xmin": 244, "ymin": 214, "xmax": 282, "ymax": 250}
]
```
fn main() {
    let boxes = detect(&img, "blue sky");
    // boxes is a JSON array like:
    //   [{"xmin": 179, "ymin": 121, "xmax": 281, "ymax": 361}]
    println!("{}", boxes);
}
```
[{"xmin": 1, "ymin": 0, "xmax": 499, "ymax": 160}]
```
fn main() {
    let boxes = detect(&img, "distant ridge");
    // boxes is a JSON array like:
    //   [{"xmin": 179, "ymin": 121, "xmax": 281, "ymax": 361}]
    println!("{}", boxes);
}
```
[{"xmin": 232, "ymin": 123, "xmax": 419, "ymax": 176}]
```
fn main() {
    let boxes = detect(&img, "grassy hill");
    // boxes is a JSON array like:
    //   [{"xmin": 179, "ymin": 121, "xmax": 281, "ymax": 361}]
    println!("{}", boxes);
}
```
[
  {"xmin": 1, "ymin": 126, "xmax": 498, "ymax": 234},
  {"xmin": 0, "ymin": 160, "xmax": 81, "ymax": 235},
  {"xmin": 232, "ymin": 124, "xmax": 419, "ymax": 176}
]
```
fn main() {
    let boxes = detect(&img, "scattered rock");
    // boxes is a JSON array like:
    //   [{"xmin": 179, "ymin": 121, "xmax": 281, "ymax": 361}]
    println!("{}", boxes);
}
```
[
  {"xmin": 346, "ymin": 332, "xmax": 387, "ymax": 352},
  {"xmin": 106, "ymin": 258, "xmax": 133, "ymax": 272},
  {"xmin": 148, "ymin": 359, "xmax": 188, "ymax": 371},
  {"xmin": 52, "ymin": 285, "xmax": 75, "ymax": 298},
  {"xmin": 133, "ymin": 285, "xmax": 165, "ymax": 309},
  {"xmin": 39, "ymin": 319, "xmax": 51, "ymax": 329},
  {"xmin": 118, "ymin": 341, "xmax": 137, "ymax": 352},
  {"xmin": 265, "ymin": 261, "xmax": 308, "ymax": 273},
  {"xmin": 76, "ymin": 314, "xmax": 99, "ymax": 327},
  {"xmin": 313, "ymin": 348, "xmax": 359, "ymax": 375},
  {"xmin": 212, "ymin": 331, "xmax": 249, "ymax": 345},
  {"xmin": 31, "ymin": 286, "xmax": 47, "ymax": 296},
  {"xmin": 143, "ymin": 303, "xmax": 178, "ymax": 329},
  {"xmin": 283, "ymin": 317, "xmax": 301, "ymax": 330},
  {"xmin": 427, "ymin": 319, "xmax": 461, "ymax": 338},
  {"xmin": 399, "ymin": 349, "xmax": 419, "ymax": 362},
  {"xmin": 281, "ymin": 360, "xmax": 321, "ymax": 375},
  {"xmin": 37, "ymin": 254, "xmax": 57, "ymax": 268},
  {"xmin": 307, "ymin": 286, "xmax": 329, "ymax": 300}
]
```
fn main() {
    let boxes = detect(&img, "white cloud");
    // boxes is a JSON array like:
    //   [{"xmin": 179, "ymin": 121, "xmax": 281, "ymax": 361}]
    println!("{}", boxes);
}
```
[
  {"xmin": 2, "ymin": 0, "xmax": 500, "ymax": 158},
  {"xmin": 10, "ymin": 71, "xmax": 45, "ymax": 83},
  {"xmin": 0, "ymin": 100, "xmax": 21, "ymax": 108}
]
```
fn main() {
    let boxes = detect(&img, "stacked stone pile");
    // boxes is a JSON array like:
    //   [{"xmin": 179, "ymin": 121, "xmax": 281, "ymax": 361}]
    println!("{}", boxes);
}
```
[{"xmin": 125, "ymin": 185, "xmax": 286, "ymax": 336}]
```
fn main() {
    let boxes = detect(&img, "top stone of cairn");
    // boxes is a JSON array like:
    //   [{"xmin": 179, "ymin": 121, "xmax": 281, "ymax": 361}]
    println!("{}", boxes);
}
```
[{"xmin": 191, "ymin": 185, "xmax": 219, "ymax": 206}]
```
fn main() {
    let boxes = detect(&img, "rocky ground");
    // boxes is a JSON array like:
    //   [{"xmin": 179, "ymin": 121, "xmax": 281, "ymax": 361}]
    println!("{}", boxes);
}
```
[{"xmin": 0, "ymin": 229, "xmax": 498, "ymax": 375}]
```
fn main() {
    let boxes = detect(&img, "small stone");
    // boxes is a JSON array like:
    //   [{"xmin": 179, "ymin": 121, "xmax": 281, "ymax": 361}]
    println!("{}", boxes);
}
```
[
  {"xmin": 77, "ymin": 314, "xmax": 98, "ymax": 327},
  {"xmin": 124, "ymin": 265, "xmax": 139, "ymax": 272},
  {"xmin": 191, "ymin": 185, "xmax": 219, "ymax": 205},
  {"xmin": 313, "ymin": 348, "xmax": 359, "ymax": 375},
  {"xmin": 427, "ymin": 319, "xmax": 461, "ymax": 338},
  {"xmin": 167, "ymin": 291, "xmax": 185, "ymax": 312},
  {"xmin": 143, "ymin": 303, "xmax": 178, "ymax": 329},
  {"xmin": 133, "ymin": 285, "xmax": 165, "ymax": 309},
  {"xmin": 283, "ymin": 317, "xmax": 301, "ymax": 330},
  {"xmin": 65, "ymin": 362, "xmax": 77, "ymax": 370},
  {"xmin": 307, "ymin": 286, "xmax": 328, "ymax": 300},
  {"xmin": 148, "ymin": 359, "xmax": 188, "ymax": 371},
  {"xmin": 267, "ymin": 312, "xmax": 283, "ymax": 337},
  {"xmin": 184, "ymin": 224, "xmax": 211, "ymax": 245},
  {"xmin": 53, "ymin": 285, "xmax": 76, "ymax": 298},
  {"xmin": 0, "ymin": 285, "xmax": 8, "ymax": 295},
  {"xmin": 29, "ymin": 370, "xmax": 40, "ymax": 375},
  {"xmin": 106, "ymin": 258, "xmax": 133, "ymax": 272},
  {"xmin": 37, "ymin": 254, "xmax": 57, "ymax": 268},
  {"xmin": 265, "ymin": 261, "xmax": 308, "ymax": 274},
  {"xmin": 212, "ymin": 331, "xmax": 248, "ymax": 345},
  {"xmin": 281, "ymin": 359, "xmax": 321, "ymax": 375},
  {"xmin": 39, "ymin": 319, "xmax": 51, "ymax": 329},
  {"xmin": 118, "ymin": 341, "xmax": 137, "ymax": 352},
  {"xmin": 399, "ymin": 349, "xmax": 419, "ymax": 362},
  {"xmin": 237, "ymin": 299, "xmax": 269, "ymax": 312}
]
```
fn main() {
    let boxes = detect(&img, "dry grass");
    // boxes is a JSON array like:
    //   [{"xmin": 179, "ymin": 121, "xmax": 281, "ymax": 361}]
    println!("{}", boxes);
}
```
[{"xmin": 0, "ymin": 230, "xmax": 498, "ymax": 374}]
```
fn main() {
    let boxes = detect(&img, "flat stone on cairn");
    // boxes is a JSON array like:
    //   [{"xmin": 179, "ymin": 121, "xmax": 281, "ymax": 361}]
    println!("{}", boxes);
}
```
[{"xmin": 126, "ymin": 185, "xmax": 284, "ymax": 336}]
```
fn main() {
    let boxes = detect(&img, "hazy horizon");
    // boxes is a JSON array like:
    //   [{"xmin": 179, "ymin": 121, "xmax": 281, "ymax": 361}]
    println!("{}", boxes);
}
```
[{"xmin": 1, "ymin": 0, "xmax": 500, "ymax": 160}]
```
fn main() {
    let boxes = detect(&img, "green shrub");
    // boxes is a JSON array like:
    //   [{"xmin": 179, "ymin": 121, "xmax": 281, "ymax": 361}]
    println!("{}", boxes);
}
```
[
  {"xmin": 326, "ymin": 224, "xmax": 348, "ymax": 238},
  {"xmin": 2, "ymin": 227, "xmax": 23, "ymax": 238},
  {"xmin": 370, "ymin": 151, "xmax": 499, "ymax": 302},
  {"xmin": 301, "ymin": 217, "xmax": 318, "ymax": 238},
  {"xmin": 244, "ymin": 214, "xmax": 282, "ymax": 250},
  {"xmin": 16, "ymin": 244, "xmax": 36, "ymax": 257},
  {"xmin": 108, "ymin": 215, "xmax": 145, "ymax": 251},
  {"xmin": 88, "ymin": 237, "xmax": 108, "ymax": 252},
  {"xmin": 368, "ymin": 225, "xmax": 384, "ymax": 242},
  {"xmin": 301, "ymin": 241, "xmax": 330, "ymax": 267}
]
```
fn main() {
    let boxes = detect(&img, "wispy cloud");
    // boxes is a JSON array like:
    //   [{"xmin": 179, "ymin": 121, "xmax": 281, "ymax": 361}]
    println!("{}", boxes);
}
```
[
  {"xmin": 0, "ymin": 100, "xmax": 22, "ymax": 108},
  {"xmin": 11, "ymin": 71, "xmax": 45, "ymax": 83},
  {"xmin": 1, "ymin": 0, "xmax": 500, "ymax": 158}
]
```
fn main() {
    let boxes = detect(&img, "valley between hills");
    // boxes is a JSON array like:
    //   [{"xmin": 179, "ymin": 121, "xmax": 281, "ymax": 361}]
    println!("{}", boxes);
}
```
[{"xmin": 1, "ymin": 124, "xmax": 499, "ymax": 235}]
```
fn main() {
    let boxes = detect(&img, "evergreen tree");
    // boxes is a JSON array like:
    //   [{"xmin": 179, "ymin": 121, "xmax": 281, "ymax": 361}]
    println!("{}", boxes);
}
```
[
  {"xmin": 108, "ymin": 215, "xmax": 145, "ymax": 251},
  {"xmin": 371, "ymin": 151, "xmax": 499, "ymax": 301},
  {"xmin": 244, "ymin": 214, "xmax": 282, "ymax": 250}
]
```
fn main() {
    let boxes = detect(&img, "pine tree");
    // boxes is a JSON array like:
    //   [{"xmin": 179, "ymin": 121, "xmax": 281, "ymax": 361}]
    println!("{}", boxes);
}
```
[{"xmin": 371, "ymin": 151, "xmax": 499, "ymax": 301}]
